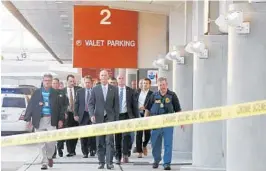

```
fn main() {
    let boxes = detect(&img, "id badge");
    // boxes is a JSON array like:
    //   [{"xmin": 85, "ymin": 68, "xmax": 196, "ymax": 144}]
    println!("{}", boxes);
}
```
[
  {"xmin": 160, "ymin": 103, "xmax": 164, "ymax": 108},
  {"xmin": 44, "ymin": 102, "xmax": 49, "ymax": 107}
]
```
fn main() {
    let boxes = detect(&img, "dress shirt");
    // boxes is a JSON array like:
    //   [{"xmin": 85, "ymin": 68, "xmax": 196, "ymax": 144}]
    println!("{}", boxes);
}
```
[{"xmin": 138, "ymin": 89, "xmax": 149, "ymax": 110}]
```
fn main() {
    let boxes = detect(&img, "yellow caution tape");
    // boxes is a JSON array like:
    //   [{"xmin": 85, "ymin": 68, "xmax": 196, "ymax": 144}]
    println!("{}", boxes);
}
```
[{"xmin": 1, "ymin": 100, "xmax": 266, "ymax": 147}]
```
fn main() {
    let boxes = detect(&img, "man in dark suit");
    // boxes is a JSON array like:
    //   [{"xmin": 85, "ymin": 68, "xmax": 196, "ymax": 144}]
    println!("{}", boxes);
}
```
[
  {"xmin": 135, "ymin": 78, "xmax": 153, "ymax": 158},
  {"xmin": 63, "ymin": 74, "xmax": 81, "ymax": 157},
  {"xmin": 52, "ymin": 78, "xmax": 68, "ymax": 158},
  {"xmin": 74, "ymin": 75, "xmax": 96, "ymax": 158},
  {"xmin": 24, "ymin": 73, "xmax": 64, "ymax": 170},
  {"xmin": 115, "ymin": 74, "xmax": 138, "ymax": 164},
  {"xmin": 88, "ymin": 70, "xmax": 119, "ymax": 170}
]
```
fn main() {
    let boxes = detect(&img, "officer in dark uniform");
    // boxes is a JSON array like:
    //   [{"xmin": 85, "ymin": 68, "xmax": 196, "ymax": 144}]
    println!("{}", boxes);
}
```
[{"xmin": 145, "ymin": 77, "xmax": 181, "ymax": 170}]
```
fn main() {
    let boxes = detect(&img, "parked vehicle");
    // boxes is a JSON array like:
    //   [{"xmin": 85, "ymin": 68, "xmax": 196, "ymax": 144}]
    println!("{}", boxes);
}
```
[{"xmin": 1, "ymin": 93, "xmax": 34, "ymax": 136}]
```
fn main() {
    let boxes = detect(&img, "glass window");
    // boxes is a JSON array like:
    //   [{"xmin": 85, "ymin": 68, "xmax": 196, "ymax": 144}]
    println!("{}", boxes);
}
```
[{"xmin": 2, "ymin": 97, "xmax": 26, "ymax": 108}]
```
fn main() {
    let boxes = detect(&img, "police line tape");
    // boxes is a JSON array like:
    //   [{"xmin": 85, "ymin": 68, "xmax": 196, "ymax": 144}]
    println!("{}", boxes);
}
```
[{"xmin": 1, "ymin": 100, "xmax": 266, "ymax": 147}]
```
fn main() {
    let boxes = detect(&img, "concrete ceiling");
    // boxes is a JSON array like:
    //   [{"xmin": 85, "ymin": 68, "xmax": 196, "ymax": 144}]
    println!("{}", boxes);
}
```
[{"xmin": 4, "ymin": 0, "xmax": 183, "ymax": 63}]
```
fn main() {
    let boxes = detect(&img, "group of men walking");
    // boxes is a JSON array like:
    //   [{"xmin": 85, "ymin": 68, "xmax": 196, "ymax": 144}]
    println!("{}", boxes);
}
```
[{"xmin": 24, "ymin": 70, "xmax": 181, "ymax": 170}]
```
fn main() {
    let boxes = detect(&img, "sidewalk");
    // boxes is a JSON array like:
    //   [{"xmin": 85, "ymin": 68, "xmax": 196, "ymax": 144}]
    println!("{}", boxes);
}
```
[{"xmin": 17, "ymin": 143, "xmax": 192, "ymax": 171}]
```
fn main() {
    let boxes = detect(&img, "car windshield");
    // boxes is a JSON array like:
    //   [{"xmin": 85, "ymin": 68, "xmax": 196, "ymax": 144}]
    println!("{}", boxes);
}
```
[
  {"xmin": 1, "ymin": 88, "xmax": 32, "ymax": 95},
  {"xmin": 2, "ymin": 97, "xmax": 26, "ymax": 108}
]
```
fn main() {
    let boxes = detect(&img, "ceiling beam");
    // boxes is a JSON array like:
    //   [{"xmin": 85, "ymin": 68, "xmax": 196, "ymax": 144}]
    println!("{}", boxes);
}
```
[{"xmin": 2, "ymin": 1, "xmax": 63, "ymax": 64}]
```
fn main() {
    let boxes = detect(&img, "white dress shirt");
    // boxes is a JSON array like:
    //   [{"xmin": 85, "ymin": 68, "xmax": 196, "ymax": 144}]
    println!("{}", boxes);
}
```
[
  {"xmin": 138, "ymin": 90, "xmax": 148, "ymax": 109},
  {"xmin": 101, "ymin": 84, "xmax": 108, "ymax": 101},
  {"xmin": 119, "ymin": 86, "xmax": 127, "ymax": 114}
]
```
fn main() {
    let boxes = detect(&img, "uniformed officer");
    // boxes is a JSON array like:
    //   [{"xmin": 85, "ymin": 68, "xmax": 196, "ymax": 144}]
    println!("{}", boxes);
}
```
[{"xmin": 144, "ymin": 77, "xmax": 181, "ymax": 170}]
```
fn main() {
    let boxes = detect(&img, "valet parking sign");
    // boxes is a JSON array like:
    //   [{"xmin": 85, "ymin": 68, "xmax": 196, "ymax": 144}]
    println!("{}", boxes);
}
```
[{"xmin": 73, "ymin": 6, "xmax": 138, "ymax": 68}]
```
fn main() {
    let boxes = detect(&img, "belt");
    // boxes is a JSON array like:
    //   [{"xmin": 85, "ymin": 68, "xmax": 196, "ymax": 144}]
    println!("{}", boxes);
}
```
[{"xmin": 41, "ymin": 114, "xmax": 51, "ymax": 117}]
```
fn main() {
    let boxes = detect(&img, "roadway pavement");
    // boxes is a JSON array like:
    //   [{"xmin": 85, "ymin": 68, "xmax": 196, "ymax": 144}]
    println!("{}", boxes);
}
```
[{"xmin": 2, "ymin": 141, "xmax": 192, "ymax": 171}]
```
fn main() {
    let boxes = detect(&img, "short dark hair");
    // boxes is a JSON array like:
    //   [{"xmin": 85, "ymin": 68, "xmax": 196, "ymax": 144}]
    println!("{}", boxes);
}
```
[
  {"xmin": 43, "ymin": 73, "xmax": 53, "ymax": 80},
  {"xmin": 109, "ymin": 77, "xmax": 117, "ymax": 81},
  {"xmin": 53, "ymin": 78, "xmax": 59, "ymax": 82},
  {"xmin": 144, "ymin": 78, "xmax": 151, "ymax": 84},
  {"xmin": 84, "ymin": 75, "xmax": 93, "ymax": 82},
  {"xmin": 67, "ymin": 74, "xmax": 75, "ymax": 81}
]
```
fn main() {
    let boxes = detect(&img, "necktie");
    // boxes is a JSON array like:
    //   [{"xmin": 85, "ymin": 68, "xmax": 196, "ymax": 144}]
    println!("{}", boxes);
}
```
[
  {"xmin": 69, "ymin": 88, "xmax": 74, "ymax": 111},
  {"xmin": 119, "ymin": 87, "xmax": 123, "ymax": 113},
  {"xmin": 85, "ymin": 89, "xmax": 90, "ymax": 112},
  {"xmin": 103, "ymin": 86, "xmax": 107, "ymax": 101}
]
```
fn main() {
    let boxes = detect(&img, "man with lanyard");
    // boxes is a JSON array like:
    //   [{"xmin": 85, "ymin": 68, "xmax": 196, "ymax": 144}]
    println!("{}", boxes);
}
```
[
  {"xmin": 24, "ymin": 74, "xmax": 64, "ymax": 170},
  {"xmin": 144, "ymin": 77, "xmax": 181, "ymax": 170}
]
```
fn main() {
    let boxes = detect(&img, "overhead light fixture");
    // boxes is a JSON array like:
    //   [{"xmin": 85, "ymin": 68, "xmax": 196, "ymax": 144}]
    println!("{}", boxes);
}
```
[
  {"xmin": 152, "ymin": 58, "xmax": 168, "ymax": 70},
  {"xmin": 185, "ymin": 41, "xmax": 208, "ymax": 59},
  {"xmin": 215, "ymin": 11, "xmax": 250, "ymax": 34},
  {"xmin": 165, "ymin": 46, "xmax": 185, "ymax": 64}
]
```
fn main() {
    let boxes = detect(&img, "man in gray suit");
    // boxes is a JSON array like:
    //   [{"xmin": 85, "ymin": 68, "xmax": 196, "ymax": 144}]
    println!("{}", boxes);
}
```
[{"xmin": 88, "ymin": 70, "xmax": 119, "ymax": 170}]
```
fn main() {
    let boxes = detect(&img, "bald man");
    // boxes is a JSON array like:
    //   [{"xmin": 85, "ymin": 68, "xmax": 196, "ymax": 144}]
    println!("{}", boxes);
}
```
[{"xmin": 88, "ymin": 70, "xmax": 119, "ymax": 170}]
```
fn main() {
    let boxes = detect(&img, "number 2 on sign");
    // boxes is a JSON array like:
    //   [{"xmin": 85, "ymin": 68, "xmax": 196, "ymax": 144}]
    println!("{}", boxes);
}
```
[{"xmin": 100, "ymin": 9, "xmax": 111, "ymax": 25}]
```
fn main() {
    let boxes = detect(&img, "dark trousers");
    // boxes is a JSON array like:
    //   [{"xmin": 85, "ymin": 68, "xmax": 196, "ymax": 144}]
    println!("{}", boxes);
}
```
[
  {"xmin": 66, "ymin": 111, "xmax": 79, "ymax": 154},
  {"xmin": 53, "ymin": 139, "xmax": 65, "ymax": 156},
  {"xmin": 80, "ymin": 112, "xmax": 96, "ymax": 155},
  {"xmin": 115, "ymin": 113, "xmax": 131, "ymax": 159},
  {"xmin": 97, "ymin": 116, "xmax": 114, "ymax": 165},
  {"xmin": 136, "ymin": 113, "xmax": 151, "ymax": 153}
]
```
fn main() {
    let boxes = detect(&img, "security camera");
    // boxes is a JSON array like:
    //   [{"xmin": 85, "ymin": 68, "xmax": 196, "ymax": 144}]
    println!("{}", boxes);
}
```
[
  {"xmin": 227, "ymin": 11, "xmax": 244, "ymax": 27},
  {"xmin": 185, "ymin": 41, "xmax": 208, "ymax": 59},
  {"xmin": 215, "ymin": 11, "xmax": 250, "ymax": 34},
  {"xmin": 152, "ymin": 58, "xmax": 168, "ymax": 70},
  {"xmin": 165, "ymin": 49, "xmax": 185, "ymax": 64}
]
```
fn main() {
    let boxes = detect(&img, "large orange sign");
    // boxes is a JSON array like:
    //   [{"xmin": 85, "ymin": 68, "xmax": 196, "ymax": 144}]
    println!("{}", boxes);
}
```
[{"xmin": 73, "ymin": 6, "xmax": 138, "ymax": 68}]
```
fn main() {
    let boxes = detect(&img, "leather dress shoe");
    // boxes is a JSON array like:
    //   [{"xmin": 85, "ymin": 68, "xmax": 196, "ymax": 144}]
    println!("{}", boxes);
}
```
[
  {"xmin": 107, "ymin": 164, "xmax": 114, "ymax": 170},
  {"xmin": 90, "ymin": 151, "xmax": 95, "ymax": 156},
  {"xmin": 98, "ymin": 164, "xmax": 104, "ymax": 169},
  {"xmin": 66, "ymin": 153, "xmax": 74, "ymax": 157}
]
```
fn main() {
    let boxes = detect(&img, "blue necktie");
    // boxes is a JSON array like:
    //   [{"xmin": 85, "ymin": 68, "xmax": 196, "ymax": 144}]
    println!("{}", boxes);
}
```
[{"xmin": 119, "ymin": 87, "xmax": 123, "ymax": 113}]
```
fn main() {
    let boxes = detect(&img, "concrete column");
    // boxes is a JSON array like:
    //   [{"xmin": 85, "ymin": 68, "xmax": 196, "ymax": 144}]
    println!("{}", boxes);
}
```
[
  {"xmin": 226, "ymin": 3, "xmax": 266, "ymax": 171},
  {"xmin": 182, "ymin": 35, "xmax": 227, "ymax": 171},
  {"xmin": 169, "ymin": 1, "xmax": 193, "ymax": 160},
  {"xmin": 126, "ymin": 69, "xmax": 137, "ymax": 87},
  {"xmin": 158, "ymin": 59, "xmax": 173, "ymax": 90}
]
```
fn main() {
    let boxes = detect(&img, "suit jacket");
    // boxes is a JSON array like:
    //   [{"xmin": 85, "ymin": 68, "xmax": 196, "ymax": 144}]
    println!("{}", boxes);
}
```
[
  {"xmin": 88, "ymin": 84, "xmax": 119, "ymax": 123},
  {"xmin": 74, "ymin": 88, "xmax": 91, "ymax": 123},
  {"xmin": 120, "ymin": 86, "xmax": 139, "ymax": 119},
  {"xmin": 24, "ymin": 88, "xmax": 64, "ymax": 129},
  {"xmin": 63, "ymin": 86, "xmax": 81, "ymax": 113},
  {"xmin": 135, "ymin": 89, "xmax": 153, "ymax": 113}
]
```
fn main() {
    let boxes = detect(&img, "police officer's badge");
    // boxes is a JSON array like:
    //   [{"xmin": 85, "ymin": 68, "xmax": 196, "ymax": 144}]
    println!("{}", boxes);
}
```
[{"xmin": 165, "ymin": 97, "xmax": 170, "ymax": 103}]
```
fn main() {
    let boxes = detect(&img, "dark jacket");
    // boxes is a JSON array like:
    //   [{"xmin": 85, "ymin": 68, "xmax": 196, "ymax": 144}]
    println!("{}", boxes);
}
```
[
  {"xmin": 74, "ymin": 88, "xmax": 91, "ymax": 123},
  {"xmin": 62, "ymin": 86, "xmax": 82, "ymax": 113},
  {"xmin": 135, "ymin": 89, "xmax": 153, "ymax": 113},
  {"xmin": 24, "ymin": 88, "xmax": 64, "ymax": 129},
  {"xmin": 124, "ymin": 86, "xmax": 139, "ymax": 119}
]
